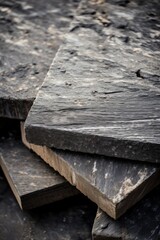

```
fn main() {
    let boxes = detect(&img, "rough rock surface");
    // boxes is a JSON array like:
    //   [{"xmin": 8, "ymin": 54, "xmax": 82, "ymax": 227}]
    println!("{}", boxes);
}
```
[
  {"xmin": 25, "ymin": 0, "xmax": 160, "ymax": 162},
  {"xmin": 0, "ymin": 0, "xmax": 79, "ymax": 119}
]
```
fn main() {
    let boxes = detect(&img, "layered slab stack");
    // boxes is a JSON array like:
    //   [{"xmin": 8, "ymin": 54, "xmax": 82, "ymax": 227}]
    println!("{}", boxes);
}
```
[
  {"xmin": 22, "ymin": 123, "xmax": 160, "ymax": 219},
  {"xmin": 0, "ymin": 0, "xmax": 85, "ymax": 218},
  {"xmin": 0, "ymin": 0, "xmax": 160, "ymax": 239},
  {"xmin": 25, "ymin": 0, "xmax": 160, "ymax": 209}
]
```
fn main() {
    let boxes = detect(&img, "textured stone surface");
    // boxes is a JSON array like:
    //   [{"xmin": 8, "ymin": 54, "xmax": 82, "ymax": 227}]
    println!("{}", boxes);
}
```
[
  {"xmin": 25, "ymin": 0, "xmax": 160, "ymax": 163},
  {"xmin": 22, "ymin": 123, "xmax": 160, "ymax": 219},
  {"xmin": 0, "ymin": 137, "xmax": 78, "ymax": 209},
  {"xmin": 92, "ymin": 186, "xmax": 160, "ymax": 240},
  {"xmin": 0, "ymin": 0, "xmax": 79, "ymax": 119},
  {"xmin": 0, "ymin": 169, "xmax": 96, "ymax": 240}
]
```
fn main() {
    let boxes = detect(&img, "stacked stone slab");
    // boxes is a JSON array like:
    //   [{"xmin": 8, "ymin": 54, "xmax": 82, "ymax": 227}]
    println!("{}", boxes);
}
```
[
  {"xmin": 24, "ymin": 0, "xmax": 160, "ymax": 238},
  {"xmin": 0, "ymin": 0, "xmax": 160, "ymax": 239},
  {"xmin": 22, "ymin": 122, "xmax": 160, "ymax": 219}
]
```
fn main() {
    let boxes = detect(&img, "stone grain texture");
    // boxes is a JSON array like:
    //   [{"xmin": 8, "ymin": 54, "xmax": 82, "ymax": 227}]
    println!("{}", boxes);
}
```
[
  {"xmin": 0, "ymin": 169, "xmax": 96, "ymax": 240},
  {"xmin": 25, "ymin": 0, "xmax": 160, "ymax": 163},
  {"xmin": 92, "ymin": 186, "xmax": 160, "ymax": 240},
  {"xmin": 22, "ymin": 124, "xmax": 160, "ymax": 219},
  {"xmin": 0, "ymin": 137, "xmax": 78, "ymax": 209},
  {"xmin": 0, "ymin": 0, "xmax": 79, "ymax": 119}
]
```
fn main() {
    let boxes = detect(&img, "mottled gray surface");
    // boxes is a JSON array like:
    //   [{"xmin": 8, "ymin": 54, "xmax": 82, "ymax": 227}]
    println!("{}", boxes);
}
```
[
  {"xmin": 0, "ymin": 137, "xmax": 78, "ymax": 209},
  {"xmin": 0, "ymin": 169, "xmax": 96, "ymax": 240},
  {"xmin": 92, "ymin": 186, "xmax": 160, "ymax": 240},
  {"xmin": 0, "ymin": 0, "xmax": 79, "ymax": 119},
  {"xmin": 25, "ymin": 0, "xmax": 160, "ymax": 162},
  {"xmin": 23, "ymin": 132, "xmax": 160, "ymax": 219}
]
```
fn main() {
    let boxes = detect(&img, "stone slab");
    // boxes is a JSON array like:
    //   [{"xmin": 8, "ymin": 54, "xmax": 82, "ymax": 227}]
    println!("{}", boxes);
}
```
[
  {"xmin": 92, "ymin": 186, "xmax": 160, "ymax": 240},
  {"xmin": 22, "ymin": 124, "xmax": 160, "ymax": 219},
  {"xmin": 0, "ymin": 137, "xmax": 78, "ymax": 209},
  {"xmin": 0, "ymin": 0, "xmax": 79, "ymax": 119},
  {"xmin": 25, "ymin": 0, "xmax": 160, "ymax": 162}
]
